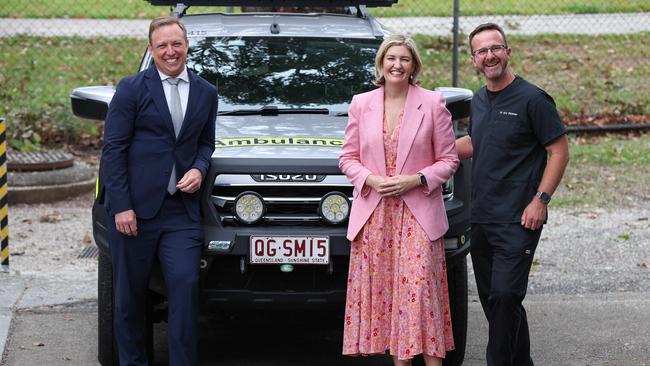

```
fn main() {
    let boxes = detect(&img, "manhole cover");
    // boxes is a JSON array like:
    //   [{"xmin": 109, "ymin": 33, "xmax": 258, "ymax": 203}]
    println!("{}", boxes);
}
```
[{"xmin": 7, "ymin": 150, "xmax": 74, "ymax": 172}]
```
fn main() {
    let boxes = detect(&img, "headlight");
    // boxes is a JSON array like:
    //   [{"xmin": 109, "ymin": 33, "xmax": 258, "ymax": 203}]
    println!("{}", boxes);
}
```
[
  {"xmin": 319, "ymin": 191, "xmax": 350, "ymax": 225},
  {"xmin": 233, "ymin": 191, "xmax": 265, "ymax": 225}
]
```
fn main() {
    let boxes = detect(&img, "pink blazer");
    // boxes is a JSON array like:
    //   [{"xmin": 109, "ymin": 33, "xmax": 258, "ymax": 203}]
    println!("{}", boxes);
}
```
[{"xmin": 339, "ymin": 85, "xmax": 459, "ymax": 242}]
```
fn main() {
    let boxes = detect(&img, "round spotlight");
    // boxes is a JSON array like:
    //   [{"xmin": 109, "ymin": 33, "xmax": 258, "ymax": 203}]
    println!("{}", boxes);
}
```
[
  {"xmin": 319, "ymin": 191, "xmax": 350, "ymax": 225},
  {"xmin": 233, "ymin": 191, "xmax": 265, "ymax": 225}
]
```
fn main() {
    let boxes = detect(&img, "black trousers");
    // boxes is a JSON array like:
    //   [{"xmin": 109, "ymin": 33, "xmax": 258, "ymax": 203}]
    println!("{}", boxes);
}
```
[{"xmin": 470, "ymin": 223, "xmax": 542, "ymax": 366}]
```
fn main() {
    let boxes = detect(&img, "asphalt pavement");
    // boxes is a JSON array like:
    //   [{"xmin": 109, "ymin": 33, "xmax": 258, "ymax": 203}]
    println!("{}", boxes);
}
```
[
  {"xmin": 3, "ymin": 201, "xmax": 650, "ymax": 366},
  {"xmin": 1, "ymin": 202, "xmax": 649, "ymax": 364},
  {"xmin": 2, "ymin": 291, "xmax": 649, "ymax": 365}
]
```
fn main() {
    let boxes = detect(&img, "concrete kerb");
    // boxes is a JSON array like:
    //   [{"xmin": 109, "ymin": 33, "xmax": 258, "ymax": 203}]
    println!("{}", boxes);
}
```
[
  {"xmin": 0, "ymin": 272, "xmax": 26, "ymax": 362},
  {"xmin": 0, "ymin": 271, "xmax": 98, "ymax": 361},
  {"xmin": 7, "ymin": 177, "xmax": 96, "ymax": 205},
  {"xmin": 7, "ymin": 161, "xmax": 96, "ymax": 204}
]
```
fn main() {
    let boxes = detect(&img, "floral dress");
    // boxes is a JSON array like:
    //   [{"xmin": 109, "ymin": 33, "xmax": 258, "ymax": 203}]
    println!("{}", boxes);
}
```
[{"xmin": 342, "ymin": 110, "xmax": 455, "ymax": 360}]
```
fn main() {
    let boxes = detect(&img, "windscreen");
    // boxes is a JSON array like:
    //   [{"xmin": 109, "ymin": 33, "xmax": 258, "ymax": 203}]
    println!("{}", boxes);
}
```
[{"xmin": 187, "ymin": 36, "xmax": 379, "ymax": 113}]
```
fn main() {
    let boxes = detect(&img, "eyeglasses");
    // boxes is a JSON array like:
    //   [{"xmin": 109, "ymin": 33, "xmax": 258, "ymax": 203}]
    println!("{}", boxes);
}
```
[{"xmin": 472, "ymin": 44, "xmax": 508, "ymax": 58}]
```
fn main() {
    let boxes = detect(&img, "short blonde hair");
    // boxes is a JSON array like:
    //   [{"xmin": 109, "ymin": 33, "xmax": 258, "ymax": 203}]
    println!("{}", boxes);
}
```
[{"xmin": 373, "ymin": 35, "xmax": 422, "ymax": 86}]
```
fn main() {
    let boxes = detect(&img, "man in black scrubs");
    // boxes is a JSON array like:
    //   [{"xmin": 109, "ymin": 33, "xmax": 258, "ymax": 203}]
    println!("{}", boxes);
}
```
[{"xmin": 456, "ymin": 23, "xmax": 570, "ymax": 366}]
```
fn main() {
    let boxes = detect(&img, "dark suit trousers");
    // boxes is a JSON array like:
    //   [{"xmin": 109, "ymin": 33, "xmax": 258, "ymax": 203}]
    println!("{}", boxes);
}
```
[
  {"xmin": 470, "ymin": 223, "xmax": 542, "ymax": 366},
  {"xmin": 108, "ymin": 193, "xmax": 202, "ymax": 366}
]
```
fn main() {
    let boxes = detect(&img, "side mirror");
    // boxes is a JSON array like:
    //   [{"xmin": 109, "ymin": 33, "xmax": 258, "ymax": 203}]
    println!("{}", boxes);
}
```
[
  {"xmin": 438, "ymin": 87, "xmax": 472, "ymax": 121},
  {"xmin": 70, "ymin": 86, "xmax": 116, "ymax": 121}
]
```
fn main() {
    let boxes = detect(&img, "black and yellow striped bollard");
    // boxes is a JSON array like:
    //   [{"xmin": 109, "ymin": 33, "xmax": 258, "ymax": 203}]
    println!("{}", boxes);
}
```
[{"xmin": 0, "ymin": 117, "xmax": 8, "ymax": 273}]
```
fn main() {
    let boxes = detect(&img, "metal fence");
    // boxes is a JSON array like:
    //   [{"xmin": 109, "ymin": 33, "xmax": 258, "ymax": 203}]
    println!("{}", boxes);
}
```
[{"xmin": 0, "ymin": 1, "xmax": 648, "ymax": 148}]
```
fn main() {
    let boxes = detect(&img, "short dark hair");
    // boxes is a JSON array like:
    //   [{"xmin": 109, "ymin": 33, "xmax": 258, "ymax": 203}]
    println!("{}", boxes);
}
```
[
  {"xmin": 148, "ymin": 16, "xmax": 187, "ymax": 44},
  {"xmin": 468, "ymin": 23, "xmax": 508, "ymax": 53}
]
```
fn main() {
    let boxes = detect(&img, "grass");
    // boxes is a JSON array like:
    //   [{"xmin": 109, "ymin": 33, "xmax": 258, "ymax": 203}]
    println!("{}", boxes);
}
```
[
  {"xmin": 0, "ymin": 36, "xmax": 143, "ymax": 149},
  {"xmin": 0, "ymin": 0, "xmax": 648, "ymax": 18},
  {"xmin": 554, "ymin": 133, "xmax": 650, "ymax": 208},
  {"xmin": 414, "ymin": 33, "xmax": 650, "ymax": 117},
  {"xmin": 1, "ymin": 33, "xmax": 648, "ymax": 149},
  {"xmin": 0, "ymin": 36, "xmax": 142, "ymax": 110},
  {"xmin": 371, "ymin": 0, "xmax": 650, "ymax": 17},
  {"xmin": 1, "ymin": 34, "xmax": 647, "ymax": 209},
  {"xmin": 2, "ymin": 33, "xmax": 648, "ymax": 121},
  {"xmin": 570, "ymin": 135, "xmax": 650, "ymax": 166},
  {"xmin": 0, "ymin": 1, "xmax": 227, "ymax": 19}
]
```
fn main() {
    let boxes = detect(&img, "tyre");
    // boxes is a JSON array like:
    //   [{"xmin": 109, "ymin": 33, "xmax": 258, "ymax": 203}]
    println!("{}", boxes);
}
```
[
  {"xmin": 442, "ymin": 257, "xmax": 468, "ymax": 366},
  {"xmin": 412, "ymin": 257, "xmax": 468, "ymax": 366},
  {"xmin": 97, "ymin": 250, "xmax": 118, "ymax": 366},
  {"xmin": 97, "ymin": 250, "xmax": 155, "ymax": 365}
]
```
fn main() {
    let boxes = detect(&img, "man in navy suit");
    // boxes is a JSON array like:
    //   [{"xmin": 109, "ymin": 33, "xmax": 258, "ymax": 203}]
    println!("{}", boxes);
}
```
[{"xmin": 101, "ymin": 16, "xmax": 217, "ymax": 366}]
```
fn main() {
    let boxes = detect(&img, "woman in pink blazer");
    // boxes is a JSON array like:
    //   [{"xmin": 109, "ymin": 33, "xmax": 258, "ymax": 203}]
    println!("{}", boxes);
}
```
[{"xmin": 339, "ymin": 35, "xmax": 459, "ymax": 366}]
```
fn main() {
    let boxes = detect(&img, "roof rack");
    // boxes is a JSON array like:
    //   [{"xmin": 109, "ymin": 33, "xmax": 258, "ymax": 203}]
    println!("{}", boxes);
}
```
[
  {"xmin": 147, "ymin": 1, "xmax": 397, "ymax": 7},
  {"xmin": 151, "ymin": 1, "xmax": 396, "ymax": 19}
]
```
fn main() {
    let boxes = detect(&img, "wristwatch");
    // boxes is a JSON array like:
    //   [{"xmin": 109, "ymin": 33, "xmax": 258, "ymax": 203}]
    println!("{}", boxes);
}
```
[
  {"xmin": 417, "ymin": 173, "xmax": 427, "ymax": 186},
  {"xmin": 535, "ymin": 191, "xmax": 551, "ymax": 204}
]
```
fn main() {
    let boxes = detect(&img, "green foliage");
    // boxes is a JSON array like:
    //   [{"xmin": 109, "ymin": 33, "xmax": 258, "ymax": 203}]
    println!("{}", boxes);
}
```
[
  {"xmin": 0, "ymin": 36, "xmax": 142, "ymax": 149},
  {"xmin": 372, "ymin": 0, "xmax": 650, "ymax": 16},
  {"xmin": 10, "ymin": 129, "xmax": 41, "ymax": 152},
  {"xmin": 414, "ymin": 33, "xmax": 650, "ymax": 117},
  {"xmin": 1, "ymin": 0, "xmax": 647, "ymax": 18},
  {"xmin": 7, "ymin": 106, "xmax": 103, "ymax": 151},
  {"xmin": 554, "ymin": 134, "xmax": 650, "ymax": 209},
  {"xmin": 0, "ymin": 36, "xmax": 142, "ymax": 110},
  {"xmin": 0, "ymin": 0, "xmax": 228, "ymax": 19},
  {"xmin": 569, "ymin": 135, "xmax": 650, "ymax": 166},
  {"xmin": 1, "ymin": 33, "xmax": 649, "ymax": 151}
]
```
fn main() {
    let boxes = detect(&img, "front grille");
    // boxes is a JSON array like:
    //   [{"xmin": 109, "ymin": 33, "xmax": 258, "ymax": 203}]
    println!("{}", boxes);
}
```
[
  {"xmin": 211, "ymin": 174, "xmax": 453, "ymax": 227},
  {"xmin": 211, "ymin": 174, "xmax": 353, "ymax": 226}
]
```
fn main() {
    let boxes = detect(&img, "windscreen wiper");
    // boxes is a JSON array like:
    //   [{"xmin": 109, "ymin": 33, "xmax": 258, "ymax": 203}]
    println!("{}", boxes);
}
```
[{"xmin": 218, "ymin": 106, "xmax": 329, "ymax": 116}]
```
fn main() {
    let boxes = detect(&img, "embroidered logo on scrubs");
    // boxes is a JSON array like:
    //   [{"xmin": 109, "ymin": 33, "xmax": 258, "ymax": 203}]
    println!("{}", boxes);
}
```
[{"xmin": 498, "ymin": 111, "xmax": 519, "ymax": 117}]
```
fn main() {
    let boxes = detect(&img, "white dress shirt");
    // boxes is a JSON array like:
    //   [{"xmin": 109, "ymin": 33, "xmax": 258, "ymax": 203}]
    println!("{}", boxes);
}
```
[{"xmin": 158, "ymin": 67, "xmax": 190, "ymax": 121}]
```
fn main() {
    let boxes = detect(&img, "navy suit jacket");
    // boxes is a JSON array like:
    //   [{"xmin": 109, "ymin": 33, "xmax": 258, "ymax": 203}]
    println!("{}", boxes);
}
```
[{"xmin": 101, "ymin": 65, "xmax": 217, "ymax": 221}]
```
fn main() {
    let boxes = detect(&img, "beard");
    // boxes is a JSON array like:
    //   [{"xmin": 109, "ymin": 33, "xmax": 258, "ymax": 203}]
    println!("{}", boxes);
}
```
[{"xmin": 482, "ymin": 59, "xmax": 508, "ymax": 82}]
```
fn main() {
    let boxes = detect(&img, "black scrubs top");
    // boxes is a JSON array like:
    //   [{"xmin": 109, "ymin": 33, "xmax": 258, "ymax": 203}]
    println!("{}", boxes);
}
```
[{"xmin": 469, "ymin": 76, "xmax": 566, "ymax": 223}]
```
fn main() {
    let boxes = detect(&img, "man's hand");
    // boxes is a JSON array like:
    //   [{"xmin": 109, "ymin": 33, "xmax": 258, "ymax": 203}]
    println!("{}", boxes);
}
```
[
  {"xmin": 455, "ymin": 135, "xmax": 473, "ymax": 160},
  {"xmin": 176, "ymin": 168, "xmax": 203, "ymax": 193},
  {"xmin": 521, "ymin": 198, "xmax": 547, "ymax": 230},
  {"xmin": 115, "ymin": 209, "xmax": 137, "ymax": 236},
  {"xmin": 521, "ymin": 134, "xmax": 569, "ymax": 231}
]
